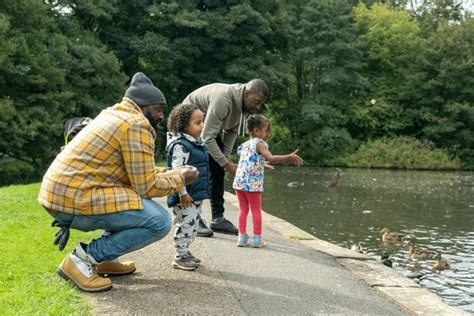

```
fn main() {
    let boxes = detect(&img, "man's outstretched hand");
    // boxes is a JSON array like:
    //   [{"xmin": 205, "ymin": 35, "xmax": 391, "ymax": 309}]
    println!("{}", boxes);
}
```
[{"xmin": 176, "ymin": 165, "xmax": 199, "ymax": 185}]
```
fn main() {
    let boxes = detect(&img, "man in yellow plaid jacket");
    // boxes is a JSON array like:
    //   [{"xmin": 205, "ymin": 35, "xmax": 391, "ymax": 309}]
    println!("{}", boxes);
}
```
[{"xmin": 38, "ymin": 73, "xmax": 198, "ymax": 292}]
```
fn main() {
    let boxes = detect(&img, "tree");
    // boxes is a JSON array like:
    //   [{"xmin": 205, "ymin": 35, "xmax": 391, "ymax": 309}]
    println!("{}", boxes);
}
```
[
  {"xmin": 421, "ymin": 19, "xmax": 474, "ymax": 167},
  {"xmin": 0, "ymin": 1, "xmax": 126, "ymax": 178},
  {"xmin": 65, "ymin": 0, "xmax": 291, "ymax": 156},
  {"xmin": 352, "ymin": 3, "xmax": 428, "ymax": 138},
  {"xmin": 269, "ymin": 0, "xmax": 362, "ymax": 164}
]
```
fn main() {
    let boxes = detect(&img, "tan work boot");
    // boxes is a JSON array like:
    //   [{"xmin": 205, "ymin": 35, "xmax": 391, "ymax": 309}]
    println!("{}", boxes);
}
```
[
  {"xmin": 97, "ymin": 259, "xmax": 136, "ymax": 276},
  {"xmin": 57, "ymin": 243, "xmax": 112, "ymax": 292}
]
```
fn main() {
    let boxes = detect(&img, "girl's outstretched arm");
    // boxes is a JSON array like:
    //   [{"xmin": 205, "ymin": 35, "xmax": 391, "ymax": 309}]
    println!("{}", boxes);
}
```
[{"xmin": 256, "ymin": 143, "xmax": 304, "ymax": 166}]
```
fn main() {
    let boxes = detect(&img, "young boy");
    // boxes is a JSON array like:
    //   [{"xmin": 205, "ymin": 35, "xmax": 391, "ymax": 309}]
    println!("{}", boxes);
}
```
[{"xmin": 167, "ymin": 103, "xmax": 210, "ymax": 270}]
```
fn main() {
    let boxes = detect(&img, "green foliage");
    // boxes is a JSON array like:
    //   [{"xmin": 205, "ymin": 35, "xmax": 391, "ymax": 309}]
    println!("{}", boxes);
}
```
[
  {"xmin": 71, "ymin": 0, "xmax": 289, "ymax": 104},
  {"xmin": 418, "ymin": 20, "xmax": 474, "ymax": 165},
  {"xmin": 352, "ymin": 4, "xmax": 428, "ymax": 137},
  {"xmin": 0, "ymin": 183, "xmax": 98, "ymax": 315},
  {"xmin": 268, "ymin": 0, "xmax": 361, "ymax": 164},
  {"xmin": 288, "ymin": 0, "xmax": 364, "ymax": 104},
  {"xmin": 0, "ymin": 1, "xmax": 126, "ymax": 177},
  {"xmin": 343, "ymin": 137, "xmax": 462, "ymax": 169},
  {"xmin": 408, "ymin": 0, "xmax": 466, "ymax": 34},
  {"xmin": 0, "ymin": 0, "xmax": 473, "ymax": 184},
  {"xmin": 0, "ymin": 159, "xmax": 39, "ymax": 186}
]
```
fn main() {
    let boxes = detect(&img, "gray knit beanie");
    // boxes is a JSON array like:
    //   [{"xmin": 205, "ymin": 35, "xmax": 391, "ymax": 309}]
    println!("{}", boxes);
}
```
[{"xmin": 124, "ymin": 72, "xmax": 166, "ymax": 107}]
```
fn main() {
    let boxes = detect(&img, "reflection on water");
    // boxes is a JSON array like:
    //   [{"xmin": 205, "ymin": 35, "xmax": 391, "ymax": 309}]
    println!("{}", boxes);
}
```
[{"xmin": 226, "ymin": 167, "xmax": 474, "ymax": 313}]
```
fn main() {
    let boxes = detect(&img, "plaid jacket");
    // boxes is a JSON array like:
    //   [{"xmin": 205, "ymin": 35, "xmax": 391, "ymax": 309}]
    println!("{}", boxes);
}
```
[{"xmin": 38, "ymin": 98, "xmax": 184, "ymax": 215}]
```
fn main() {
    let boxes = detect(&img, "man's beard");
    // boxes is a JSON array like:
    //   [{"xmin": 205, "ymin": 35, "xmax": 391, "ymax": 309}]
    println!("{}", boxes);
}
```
[{"xmin": 144, "ymin": 113, "xmax": 161, "ymax": 130}]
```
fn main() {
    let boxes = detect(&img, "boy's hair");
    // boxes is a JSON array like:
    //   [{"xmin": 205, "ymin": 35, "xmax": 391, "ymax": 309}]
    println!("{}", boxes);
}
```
[
  {"xmin": 167, "ymin": 103, "xmax": 199, "ymax": 134},
  {"xmin": 247, "ymin": 114, "xmax": 269, "ymax": 132}
]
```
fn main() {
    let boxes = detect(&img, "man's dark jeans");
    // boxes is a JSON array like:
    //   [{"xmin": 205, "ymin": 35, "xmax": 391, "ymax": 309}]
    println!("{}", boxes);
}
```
[{"xmin": 209, "ymin": 136, "xmax": 226, "ymax": 220}]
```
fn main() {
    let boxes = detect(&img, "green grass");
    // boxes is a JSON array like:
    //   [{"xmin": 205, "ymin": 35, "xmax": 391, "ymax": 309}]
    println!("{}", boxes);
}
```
[
  {"xmin": 289, "ymin": 235, "xmax": 314, "ymax": 241},
  {"xmin": 0, "ymin": 183, "xmax": 100, "ymax": 315}
]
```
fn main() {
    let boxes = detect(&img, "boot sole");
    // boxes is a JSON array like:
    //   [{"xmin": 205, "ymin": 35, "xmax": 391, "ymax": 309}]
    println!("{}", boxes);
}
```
[
  {"xmin": 97, "ymin": 267, "xmax": 136, "ymax": 277},
  {"xmin": 172, "ymin": 263, "xmax": 198, "ymax": 271},
  {"xmin": 196, "ymin": 232, "xmax": 214, "ymax": 237},
  {"xmin": 210, "ymin": 229, "xmax": 238, "ymax": 236},
  {"xmin": 57, "ymin": 268, "xmax": 112, "ymax": 292}
]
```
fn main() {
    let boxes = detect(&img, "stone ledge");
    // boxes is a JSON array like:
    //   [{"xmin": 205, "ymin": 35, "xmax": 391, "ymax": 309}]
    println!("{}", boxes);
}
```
[
  {"xmin": 337, "ymin": 258, "xmax": 419, "ymax": 288},
  {"xmin": 375, "ymin": 287, "xmax": 470, "ymax": 315}
]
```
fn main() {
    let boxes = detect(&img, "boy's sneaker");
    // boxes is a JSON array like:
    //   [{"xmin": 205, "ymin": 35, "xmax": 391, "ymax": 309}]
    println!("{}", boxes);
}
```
[
  {"xmin": 197, "ymin": 219, "xmax": 214, "ymax": 237},
  {"xmin": 186, "ymin": 251, "xmax": 201, "ymax": 264},
  {"xmin": 210, "ymin": 217, "xmax": 238, "ymax": 235},
  {"xmin": 236, "ymin": 234, "xmax": 249, "ymax": 247},
  {"xmin": 172, "ymin": 254, "xmax": 198, "ymax": 271},
  {"xmin": 57, "ymin": 243, "xmax": 112, "ymax": 292}
]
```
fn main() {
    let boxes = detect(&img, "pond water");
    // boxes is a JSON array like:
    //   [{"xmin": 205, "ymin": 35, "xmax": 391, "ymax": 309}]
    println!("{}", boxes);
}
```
[{"xmin": 226, "ymin": 167, "xmax": 474, "ymax": 313}]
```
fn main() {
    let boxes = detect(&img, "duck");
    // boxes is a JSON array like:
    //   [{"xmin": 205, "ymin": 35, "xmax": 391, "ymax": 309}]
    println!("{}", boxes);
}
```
[
  {"xmin": 432, "ymin": 254, "xmax": 450, "ymax": 271},
  {"xmin": 407, "ymin": 240, "xmax": 440, "ymax": 260},
  {"xmin": 380, "ymin": 228, "xmax": 406, "ymax": 242},
  {"xmin": 326, "ymin": 168, "xmax": 342, "ymax": 188},
  {"xmin": 380, "ymin": 251, "xmax": 394, "ymax": 268},
  {"xmin": 350, "ymin": 242, "xmax": 364, "ymax": 254},
  {"xmin": 406, "ymin": 271, "xmax": 429, "ymax": 283},
  {"xmin": 287, "ymin": 181, "xmax": 304, "ymax": 188}
]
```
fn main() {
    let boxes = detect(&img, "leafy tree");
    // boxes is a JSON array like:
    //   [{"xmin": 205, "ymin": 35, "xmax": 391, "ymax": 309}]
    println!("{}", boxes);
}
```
[
  {"xmin": 352, "ymin": 3, "xmax": 428, "ymax": 138},
  {"xmin": 269, "ymin": 0, "xmax": 362, "ymax": 164},
  {"xmin": 0, "ymin": 1, "xmax": 126, "ymax": 179},
  {"xmin": 64, "ymin": 0, "xmax": 291, "ymax": 157},
  {"xmin": 407, "ymin": 0, "xmax": 466, "ymax": 34},
  {"xmin": 420, "ymin": 19, "xmax": 474, "ymax": 167}
]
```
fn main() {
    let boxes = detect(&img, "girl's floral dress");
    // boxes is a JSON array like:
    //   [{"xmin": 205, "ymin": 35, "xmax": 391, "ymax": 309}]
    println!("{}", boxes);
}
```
[{"xmin": 233, "ymin": 137, "xmax": 267, "ymax": 192}]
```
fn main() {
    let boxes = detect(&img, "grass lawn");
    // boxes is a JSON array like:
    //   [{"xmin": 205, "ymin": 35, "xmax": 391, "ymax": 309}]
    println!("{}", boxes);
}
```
[{"xmin": 0, "ymin": 183, "xmax": 100, "ymax": 315}]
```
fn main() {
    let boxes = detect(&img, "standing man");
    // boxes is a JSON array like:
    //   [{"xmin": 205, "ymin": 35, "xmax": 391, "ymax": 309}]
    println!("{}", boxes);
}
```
[
  {"xmin": 183, "ymin": 79, "xmax": 268, "ymax": 237},
  {"xmin": 38, "ymin": 72, "xmax": 198, "ymax": 292}
]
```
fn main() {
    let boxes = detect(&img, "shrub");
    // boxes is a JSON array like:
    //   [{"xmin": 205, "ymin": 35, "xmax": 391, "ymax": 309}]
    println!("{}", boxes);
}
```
[
  {"xmin": 0, "ymin": 160, "xmax": 41, "ymax": 186},
  {"xmin": 342, "ymin": 136, "xmax": 462, "ymax": 170}
]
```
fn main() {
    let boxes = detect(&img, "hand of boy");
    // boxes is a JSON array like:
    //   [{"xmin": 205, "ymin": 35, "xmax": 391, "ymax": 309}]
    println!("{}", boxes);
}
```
[{"xmin": 180, "ymin": 194, "xmax": 193, "ymax": 208}]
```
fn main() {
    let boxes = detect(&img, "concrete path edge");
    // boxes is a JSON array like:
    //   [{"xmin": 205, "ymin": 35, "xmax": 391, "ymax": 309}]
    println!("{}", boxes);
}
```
[{"xmin": 222, "ymin": 192, "xmax": 468, "ymax": 316}]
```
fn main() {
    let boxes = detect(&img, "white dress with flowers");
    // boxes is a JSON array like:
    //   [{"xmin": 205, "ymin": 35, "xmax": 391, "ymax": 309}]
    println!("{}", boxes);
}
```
[{"xmin": 233, "ymin": 137, "xmax": 267, "ymax": 192}]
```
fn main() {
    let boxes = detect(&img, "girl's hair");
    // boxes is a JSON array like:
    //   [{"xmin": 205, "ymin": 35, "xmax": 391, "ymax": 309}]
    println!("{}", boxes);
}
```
[
  {"xmin": 247, "ymin": 114, "xmax": 269, "ymax": 133},
  {"xmin": 167, "ymin": 103, "xmax": 199, "ymax": 134}
]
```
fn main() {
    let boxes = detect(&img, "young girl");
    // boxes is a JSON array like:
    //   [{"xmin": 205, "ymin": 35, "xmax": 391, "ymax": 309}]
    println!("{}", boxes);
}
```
[
  {"xmin": 167, "ymin": 103, "xmax": 210, "ymax": 270},
  {"xmin": 233, "ymin": 114, "xmax": 303, "ymax": 248}
]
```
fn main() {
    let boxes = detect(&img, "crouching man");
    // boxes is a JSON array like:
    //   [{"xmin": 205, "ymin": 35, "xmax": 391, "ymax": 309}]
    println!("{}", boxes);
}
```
[{"xmin": 38, "ymin": 72, "xmax": 198, "ymax": 292}]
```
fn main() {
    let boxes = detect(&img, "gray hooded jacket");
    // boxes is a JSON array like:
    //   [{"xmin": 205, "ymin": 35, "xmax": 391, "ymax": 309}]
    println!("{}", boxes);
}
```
[{"xmin": 182, "ymin": 83, "xmax": 245, "ymax": 167}]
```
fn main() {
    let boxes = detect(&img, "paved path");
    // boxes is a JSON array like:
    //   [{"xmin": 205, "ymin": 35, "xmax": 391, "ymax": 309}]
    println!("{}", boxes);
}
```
[{"xmin": 89, "ymin": 193, "xmax": 467, "ymax": 315}]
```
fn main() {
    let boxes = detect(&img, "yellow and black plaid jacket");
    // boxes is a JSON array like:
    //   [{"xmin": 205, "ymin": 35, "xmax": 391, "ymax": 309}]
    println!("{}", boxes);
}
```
[{"xmin": 38, "ymin": 98, "xmax": 184, "ymax": 215}]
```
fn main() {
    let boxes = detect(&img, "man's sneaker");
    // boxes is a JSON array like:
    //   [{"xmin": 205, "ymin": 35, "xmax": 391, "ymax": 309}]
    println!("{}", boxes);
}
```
[
  {"xmin": 172, "ymin": 255, "xmax": 199, "ymax": 271},
  {"xmin": 210, "ymin": 218, "xmax": 238, "ymax": 235},
  {"xmin": 197, "ymin": 219, "xmax": 214, "ymax": 237},
  {"xmin": 97, "ymin": 259, "xmax": 136, "ymax": 276},
  {"xmin": 57, "ymin": 243, "xmax": 112, "ymax": 292},
  {"xmin": 186, "ymin": 251, "xmax": 201, "ymax": 264}
]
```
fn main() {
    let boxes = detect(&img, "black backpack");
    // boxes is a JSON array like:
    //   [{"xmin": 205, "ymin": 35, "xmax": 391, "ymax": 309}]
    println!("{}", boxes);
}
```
[
  {"xmin": 61, "ymin": 117, "xmax": 92, "ymax": 150},
  {"xmin": 52, "ymin": 116, "xmax": 92, "ymax": 250}
]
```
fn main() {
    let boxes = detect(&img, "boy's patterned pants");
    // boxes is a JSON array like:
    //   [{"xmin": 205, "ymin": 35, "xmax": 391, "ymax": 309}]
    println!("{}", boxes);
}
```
[{"xmin": 172, "ymin": 202, "xmax": 202, "ymax": 258}]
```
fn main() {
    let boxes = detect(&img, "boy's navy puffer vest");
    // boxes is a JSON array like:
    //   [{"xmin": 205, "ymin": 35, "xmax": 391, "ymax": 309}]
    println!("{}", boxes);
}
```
[{"xmin": 167, "ymin": 136, "xmax": 210, "ymax": 207}]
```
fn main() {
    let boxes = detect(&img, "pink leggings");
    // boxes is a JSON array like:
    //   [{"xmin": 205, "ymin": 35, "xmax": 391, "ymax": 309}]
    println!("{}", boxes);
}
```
[{"xmin": 235, "ymin": 189, "xmax": 262, "ymax": 236}]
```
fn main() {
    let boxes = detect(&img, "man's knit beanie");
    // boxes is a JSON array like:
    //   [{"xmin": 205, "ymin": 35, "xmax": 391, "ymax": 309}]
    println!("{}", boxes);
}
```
[{"xmin": 124, "ymin": 72, "xmax": 166, "ymax": 107}]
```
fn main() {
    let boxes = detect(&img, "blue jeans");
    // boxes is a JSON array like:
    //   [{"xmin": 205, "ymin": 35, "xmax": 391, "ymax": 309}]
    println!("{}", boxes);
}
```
[{"xmin": 50, "ymin": 199, "xmax": 172, "ymax": 262}]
